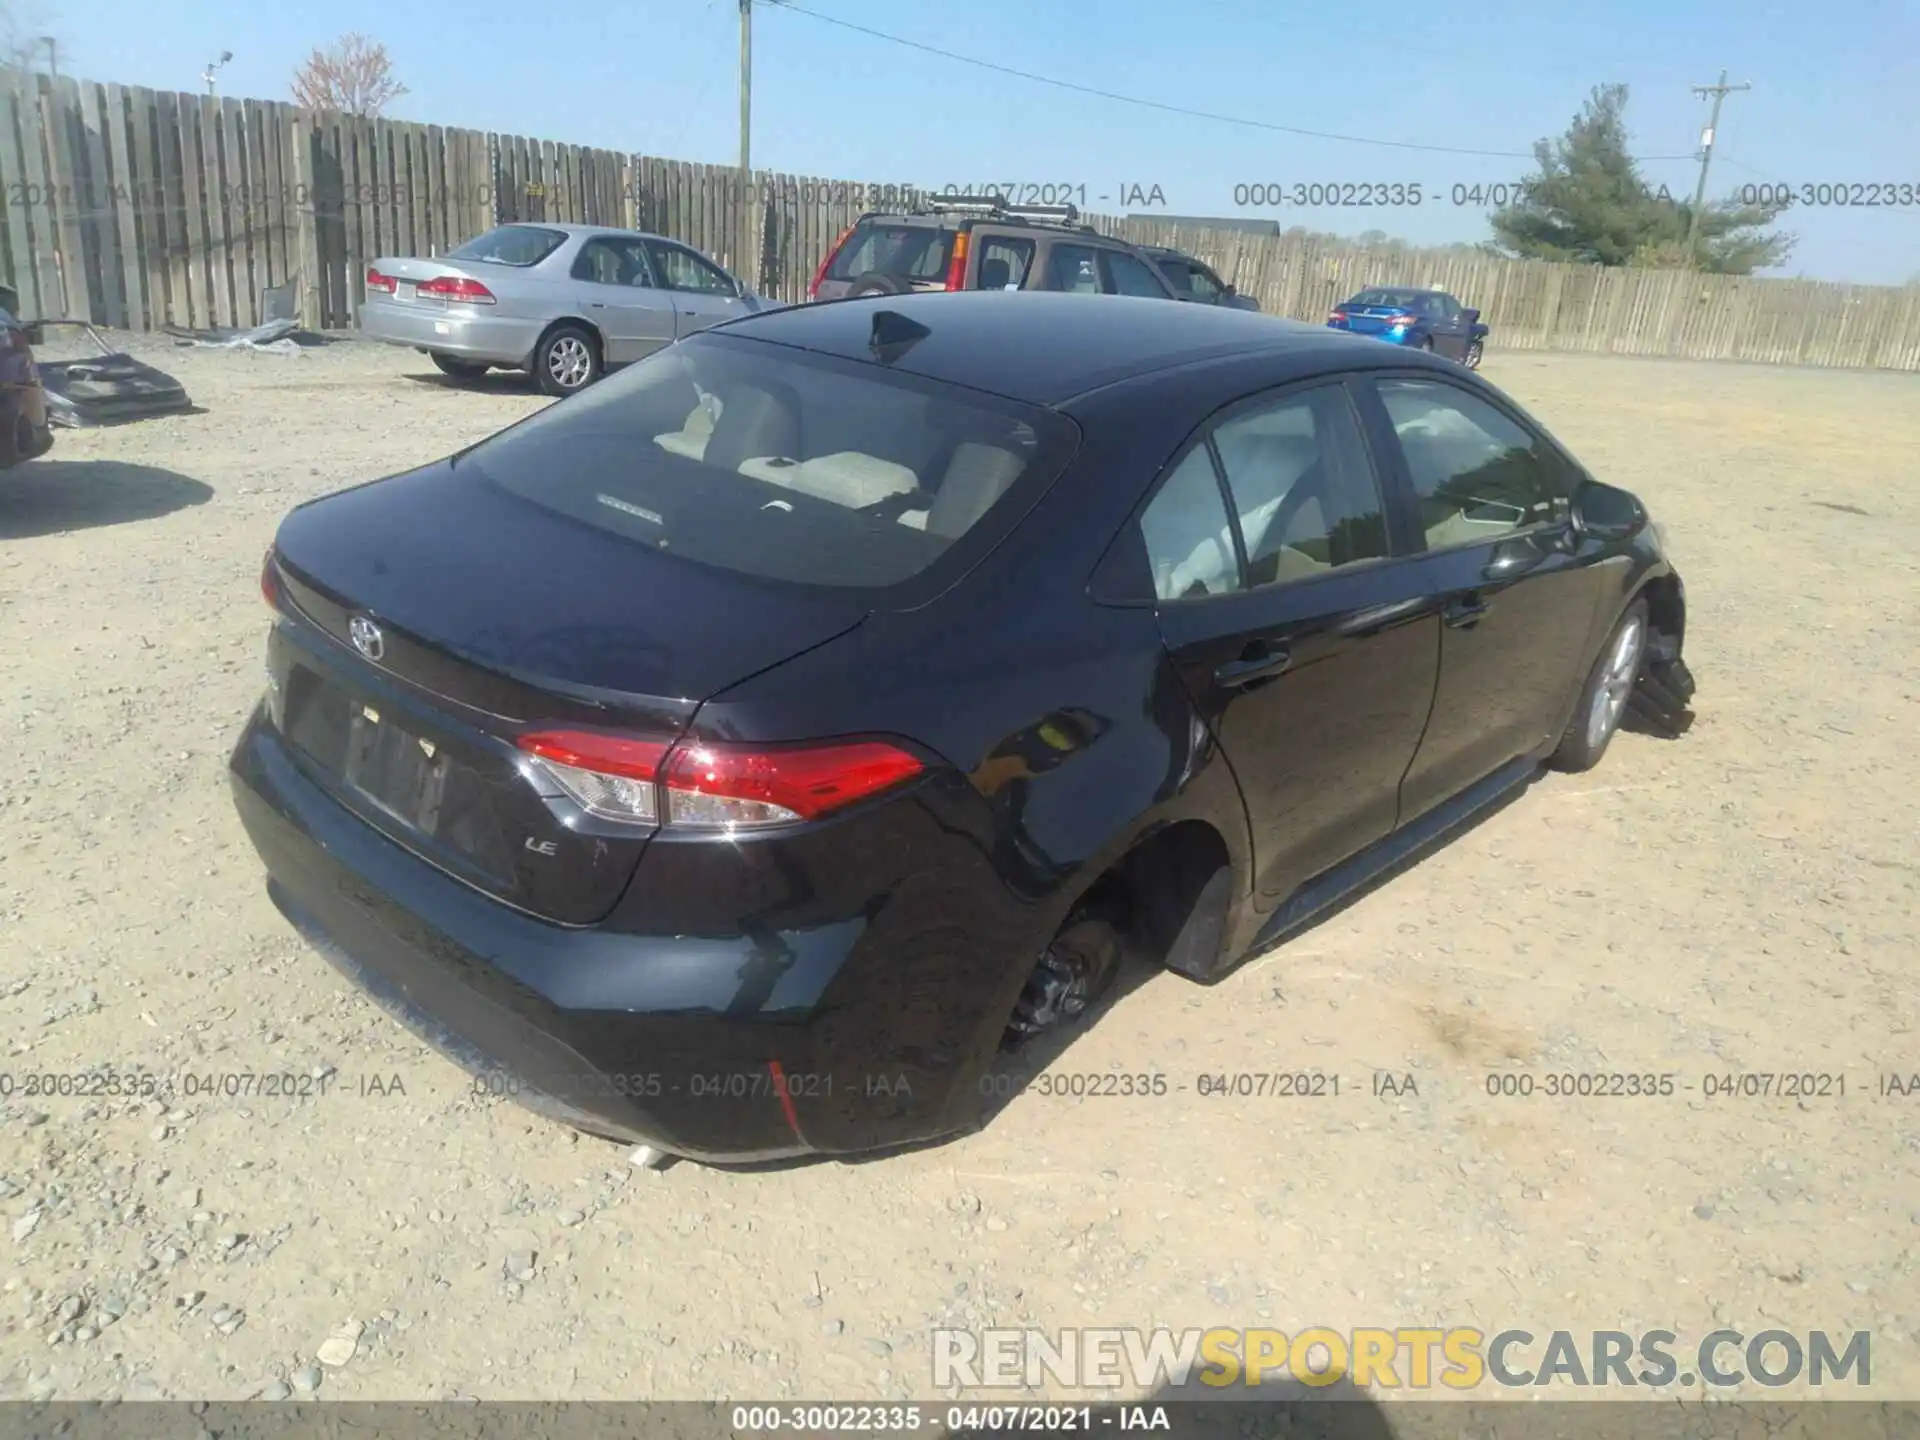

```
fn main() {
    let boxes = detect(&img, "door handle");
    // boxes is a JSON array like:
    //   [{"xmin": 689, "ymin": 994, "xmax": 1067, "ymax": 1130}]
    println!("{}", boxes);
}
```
[
  {"xmin": 1214, "ymin": 643, "xmax": 1293, "ymax": 688},
  {"xmin": 1442, "ymin": 594, "xmax": 1489, "ymax": 629},
  {"xmin": 587, "ymin": 301, "xmax": 606, "ymax": 308},
  {"xmin": 1335, "ymin": 596, "xmax": 1429, "ymax": 636}
]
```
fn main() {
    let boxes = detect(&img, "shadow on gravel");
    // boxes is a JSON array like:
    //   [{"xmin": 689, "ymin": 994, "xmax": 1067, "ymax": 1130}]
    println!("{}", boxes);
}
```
[
  {"xmin": 0, "ymin": 459, "xmax": 212, "ymax": 539},
  {"xmin": 1233, "ymin": 771, "xmax": 1539, "ymax": 966},
  {"xmin": 401, "ymin": 368, "xmax": 543, "ymax": 396},
  {"xmin": 657, "ymin": 775, "xmax": 1545, "ymax": 1179},
  {"xmin": 1621, "ymin": 707, "xmax": 1696, "ymax": 739}
]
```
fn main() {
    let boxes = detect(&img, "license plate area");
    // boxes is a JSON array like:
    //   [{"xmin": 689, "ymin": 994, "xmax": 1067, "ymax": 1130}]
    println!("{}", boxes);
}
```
[
  {"xmin": 345, "ymin": 702, "xmax": 449, "ymax": 834},
  {"xmin": 396, "ymin": 281, "xmax": 417, "ymax": 301}
]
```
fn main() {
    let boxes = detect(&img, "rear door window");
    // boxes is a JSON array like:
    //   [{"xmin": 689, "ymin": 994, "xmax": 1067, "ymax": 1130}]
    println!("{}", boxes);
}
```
[
  {"xmin": 827, "ymin": 223, "xmax": 954, "ymax": 282},
  {"xmin": 1103, "ymin": 250, "xmax": 1170, "ymax": 298},
  {"xmin": 571, "ymin": 236, "xmax": 655, "ymax": 286},
  {"xmin": 462, "ymin": 334, "xmax": 1080, "ymax": 597},
  {"xmin": 974, "ymin": 236, "xmax": 1036, "ymax": 290},
  {"xmin": 1044, "ymin": 244, "xmax": 1104, "ymax": 293}
]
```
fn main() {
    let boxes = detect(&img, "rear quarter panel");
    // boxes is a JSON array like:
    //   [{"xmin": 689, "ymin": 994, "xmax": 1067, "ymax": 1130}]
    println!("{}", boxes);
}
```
[{"xmin": 689, "ymin": 377, "xmax": 1267, "ymax": 1038}]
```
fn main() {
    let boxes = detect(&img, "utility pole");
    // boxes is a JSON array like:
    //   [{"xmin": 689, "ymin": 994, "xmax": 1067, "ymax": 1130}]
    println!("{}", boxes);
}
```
[
  {"xmin": 203, "ymin": 49, "xmax": 232, "ymax": 97},
  {"xmin": 38, "ymin": 36, "xmax": 58, "ymax": 84},
  {"xmin": 1684, "ymin": 70, "xmax": 1749, "ymax": 269},
  {"xmin": 737, "ymin": 0, "xmax": 755, "ymax": 288},
  {"xmin": 738, "ymin": 0, "xmax": 752, "ymax": 179}
]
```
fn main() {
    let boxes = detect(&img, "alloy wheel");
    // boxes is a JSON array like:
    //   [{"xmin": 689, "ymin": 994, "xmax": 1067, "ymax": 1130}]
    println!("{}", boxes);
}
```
[
  {"xmin": 1586, "ymin": 615, "xmax": 1646, "ymax": 751},
  {"xmin": 547, "ymin": 336, "xmax": 593, "ymax": 390}
]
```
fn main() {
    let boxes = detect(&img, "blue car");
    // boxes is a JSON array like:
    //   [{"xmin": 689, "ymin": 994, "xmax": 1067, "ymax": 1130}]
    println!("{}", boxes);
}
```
[{"xmin": 1327, "ymin": 286, "xmax": 1487, "ymax": 368}]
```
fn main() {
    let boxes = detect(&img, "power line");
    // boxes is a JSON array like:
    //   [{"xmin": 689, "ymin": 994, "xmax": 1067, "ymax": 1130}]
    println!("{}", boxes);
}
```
[{"xmin": 754, "ymin": 0, "xmax": 1700, "ymax": 164}]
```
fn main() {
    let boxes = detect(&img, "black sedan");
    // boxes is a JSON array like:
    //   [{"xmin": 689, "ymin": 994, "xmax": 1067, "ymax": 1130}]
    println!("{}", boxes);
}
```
[{"xmin": 230, "ymin": 292, "xmax": 1694, "ymax": 1166}]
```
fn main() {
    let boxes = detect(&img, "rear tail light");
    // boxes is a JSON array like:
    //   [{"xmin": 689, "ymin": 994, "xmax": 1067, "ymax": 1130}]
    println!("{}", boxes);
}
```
[
  {"xmin": 944, "ymin": 230, "xmax": 970, "ymax": 292},
  {"xmin": 1389, "ymin": 313, "xmax": 1418, "ymax": 327},
  {"xmin": 365, "ymin": 267, "xmax": 397, "ymax": 295},
  {"xmin": 261, "ymin": 547, "xmax": 280, "ymax": 610},
  {"xmin": 416, "ymin": 275, "xmax": 496, "ymax": 305},
  {"xmin": 515, "ymin": 731, "xmax": 925, "ymax": 832},
  {"xmin": 809, "ymin": 226, "xmax": 854, "ymax": 300},
  {"xmin": 518, "ymin": 732, "xmax": 670, "ymax": 825},
  {"xmin": 1327, "ymin": 310, "xmax": 1347, "ymax": 324}
]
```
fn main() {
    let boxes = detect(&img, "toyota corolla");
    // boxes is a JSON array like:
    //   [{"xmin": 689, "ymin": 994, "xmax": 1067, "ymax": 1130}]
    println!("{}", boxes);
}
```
[{"xmin": 230, "ymin": 291, "xmax": 1694, "ymax": 1166}]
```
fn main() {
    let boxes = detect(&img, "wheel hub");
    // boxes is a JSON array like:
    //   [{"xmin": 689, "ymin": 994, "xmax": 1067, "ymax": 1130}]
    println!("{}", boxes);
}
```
[
  {"xmin": 1008, "ymin": 951, "xmax": 1091, "ymax": 1038},
  {"xmin": 1005, "ymin": 921, "xmax": 1118, "ymax": 1044}
]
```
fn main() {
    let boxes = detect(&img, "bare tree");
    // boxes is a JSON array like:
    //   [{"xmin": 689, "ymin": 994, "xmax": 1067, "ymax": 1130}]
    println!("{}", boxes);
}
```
[
  {"xmin": 291, "ymin": 33, "xmax": 407, "ymax": 116},
  {"xmin": 0, "ymin": 0, "xmax": 55, "ymax": 74}
]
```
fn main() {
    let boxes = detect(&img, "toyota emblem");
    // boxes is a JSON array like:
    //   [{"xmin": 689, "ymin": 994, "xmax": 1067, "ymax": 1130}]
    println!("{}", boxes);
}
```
[{"xmin": 348, "ymin": 615, "xmax": 385, "ymax": 662}]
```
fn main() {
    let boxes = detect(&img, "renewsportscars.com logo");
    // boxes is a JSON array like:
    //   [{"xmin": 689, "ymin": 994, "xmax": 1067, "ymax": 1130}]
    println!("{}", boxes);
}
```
[{"xmin": 932, "ymin": 1327, "xmax": 1873, "ymax": 1391}]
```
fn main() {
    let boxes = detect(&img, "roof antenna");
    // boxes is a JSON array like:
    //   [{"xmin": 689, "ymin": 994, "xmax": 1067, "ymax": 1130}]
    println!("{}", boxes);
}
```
[{"xmin": 869, "ymin": 309, "xmax": 931, "ymax": 363}]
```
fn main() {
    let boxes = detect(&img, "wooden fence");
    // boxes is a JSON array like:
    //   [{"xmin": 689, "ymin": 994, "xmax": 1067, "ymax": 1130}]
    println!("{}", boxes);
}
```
[{"xmin": 4, "ymin": 68, "xmax": 1919, "ymax": 370}]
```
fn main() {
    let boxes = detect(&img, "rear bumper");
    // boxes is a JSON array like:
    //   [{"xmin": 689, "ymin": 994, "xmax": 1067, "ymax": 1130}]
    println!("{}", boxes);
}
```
[
  {"xmin": 228, "ymin": 707, "xmax": 1022, "ymax": 1163},
  {"xmin": 1329, "ymin": 326, "xmax": 1417, "ymax": 345},
  {"xmin": 357, "ymin": 299, "xmax": 547, "ymax": 367}
]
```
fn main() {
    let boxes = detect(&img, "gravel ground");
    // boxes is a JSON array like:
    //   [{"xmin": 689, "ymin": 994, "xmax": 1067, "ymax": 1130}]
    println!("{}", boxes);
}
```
[{"xmin": 0, "ymin": 334, "xmax": 1915, "ymax": 1407}]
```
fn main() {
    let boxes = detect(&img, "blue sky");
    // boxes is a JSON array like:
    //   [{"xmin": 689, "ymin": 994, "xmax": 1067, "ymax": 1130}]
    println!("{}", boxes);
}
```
[{"xmin": 31, "ymin": 0, "xmax": 1920, "ymax": 283}]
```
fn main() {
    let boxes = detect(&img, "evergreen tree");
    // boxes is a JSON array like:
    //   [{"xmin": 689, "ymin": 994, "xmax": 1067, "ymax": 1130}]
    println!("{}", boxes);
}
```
[{"xmin": 1490, "ymin": 84, "xmax": 1793, "ymax": 274}]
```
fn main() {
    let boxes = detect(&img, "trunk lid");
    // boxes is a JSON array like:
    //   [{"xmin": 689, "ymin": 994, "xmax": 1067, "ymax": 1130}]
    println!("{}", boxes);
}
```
[
  {"xmin": 1341, "ymin": 305, "xmax": 1412, "ymax": 335},
  {"xmin": 267, "ymin": 459, "xmax": 868, "ymax": 924}
]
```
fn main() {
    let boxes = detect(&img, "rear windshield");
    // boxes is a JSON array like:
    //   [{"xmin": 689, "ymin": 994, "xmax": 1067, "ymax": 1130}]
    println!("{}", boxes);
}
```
[
  {"xmin": 447, "ymin": 226, "xmax": 568, "ymax": 266},
  {"xmin": 459, "ymin": 334, "xmax": 1079, "ymax": 594},
  {"xmin": 828, "ymin": 223, "xmax": 955, "ymax": 283},
  {"xmin": 1350, "ymin": 288, "xmax": 1424, "ymax": 309}
]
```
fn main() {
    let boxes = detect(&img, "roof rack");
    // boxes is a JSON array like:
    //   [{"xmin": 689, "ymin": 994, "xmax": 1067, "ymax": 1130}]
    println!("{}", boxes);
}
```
[{"xmin": 917, "ymin": 194, "xmax": 1086, "ymax": 229}]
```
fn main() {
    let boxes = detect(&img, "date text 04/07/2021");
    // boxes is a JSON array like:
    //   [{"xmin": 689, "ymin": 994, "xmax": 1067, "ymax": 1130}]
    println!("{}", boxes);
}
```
[
  {"xmin": 730, "ymin": 1404, "xmax": 1168, "ymax": 1433},
  {"xmin": 1228, "ymin": 181, "xmax": 1686, "ymax": 209}
]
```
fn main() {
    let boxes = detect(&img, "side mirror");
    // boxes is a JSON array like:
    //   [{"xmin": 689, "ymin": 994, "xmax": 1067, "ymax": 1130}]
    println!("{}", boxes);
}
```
[
  {"xmin": 1571, "ymin": 479, "xmax": 1646, "ymax": 542},
  {"xmin": 1461, "ymin": 308, "xmax": 1480, "ymax": 325}
]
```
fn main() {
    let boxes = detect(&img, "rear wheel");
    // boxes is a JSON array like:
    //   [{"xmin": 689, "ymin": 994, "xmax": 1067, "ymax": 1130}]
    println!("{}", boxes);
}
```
[
  {"xmin": 1550, "ymin": 599, "xmax": 1648, "ymax": 772},
  {"xmin": 1416, "ymin": 336, "xmax": 1434, "ymax": 352},
  {"xmin": 431, "ymin": 354, "xmax": 491, "ymax": 381},
  {"xmin": 1003, "ymin": 909, "xmax": 1124, "ymax": 1049},
  {"xmin": 533, "ymin": 323, "xmax": 602, "ymax": 397},
  {"xmin": 1463, "ymin": 338, "xmax": 1484, "ymax": 369}
]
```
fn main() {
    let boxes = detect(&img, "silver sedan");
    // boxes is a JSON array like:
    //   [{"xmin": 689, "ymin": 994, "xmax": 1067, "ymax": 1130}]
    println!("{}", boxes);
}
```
[{"xmin": 359, "ymin": 223, "xmax": 774, "ymax": 395}]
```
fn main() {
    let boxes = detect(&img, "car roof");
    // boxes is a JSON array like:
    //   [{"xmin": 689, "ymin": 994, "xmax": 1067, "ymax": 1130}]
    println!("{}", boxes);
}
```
[
  {"xmin": 711, "ymin": 291, "xmax": 1398, "ymax": 407},
  {"xmin": 1352, "ymin": 285, "xmax": 1449, "ymax": 297},
  {"xmin": 490, "ymin": 221, "xmax": 671, "ymax": 244}
]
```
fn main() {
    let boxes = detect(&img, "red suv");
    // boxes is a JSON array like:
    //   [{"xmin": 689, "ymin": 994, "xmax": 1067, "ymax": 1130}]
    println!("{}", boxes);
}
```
[{"xmin": 809, "ymin": 196, "xmax": 1181, "ymax": 303}]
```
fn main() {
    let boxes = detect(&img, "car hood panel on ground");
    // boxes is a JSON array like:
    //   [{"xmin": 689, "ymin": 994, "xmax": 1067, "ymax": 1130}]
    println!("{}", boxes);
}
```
[{"xmin": 273, "ymin": 458, "xmax": 870, "ymax": 705}]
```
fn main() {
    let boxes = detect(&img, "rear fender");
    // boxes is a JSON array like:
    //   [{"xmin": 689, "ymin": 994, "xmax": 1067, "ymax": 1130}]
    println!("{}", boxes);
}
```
[{"xmin": 529, "ymin": 316, "xmax": 604, "ymax": 368}]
